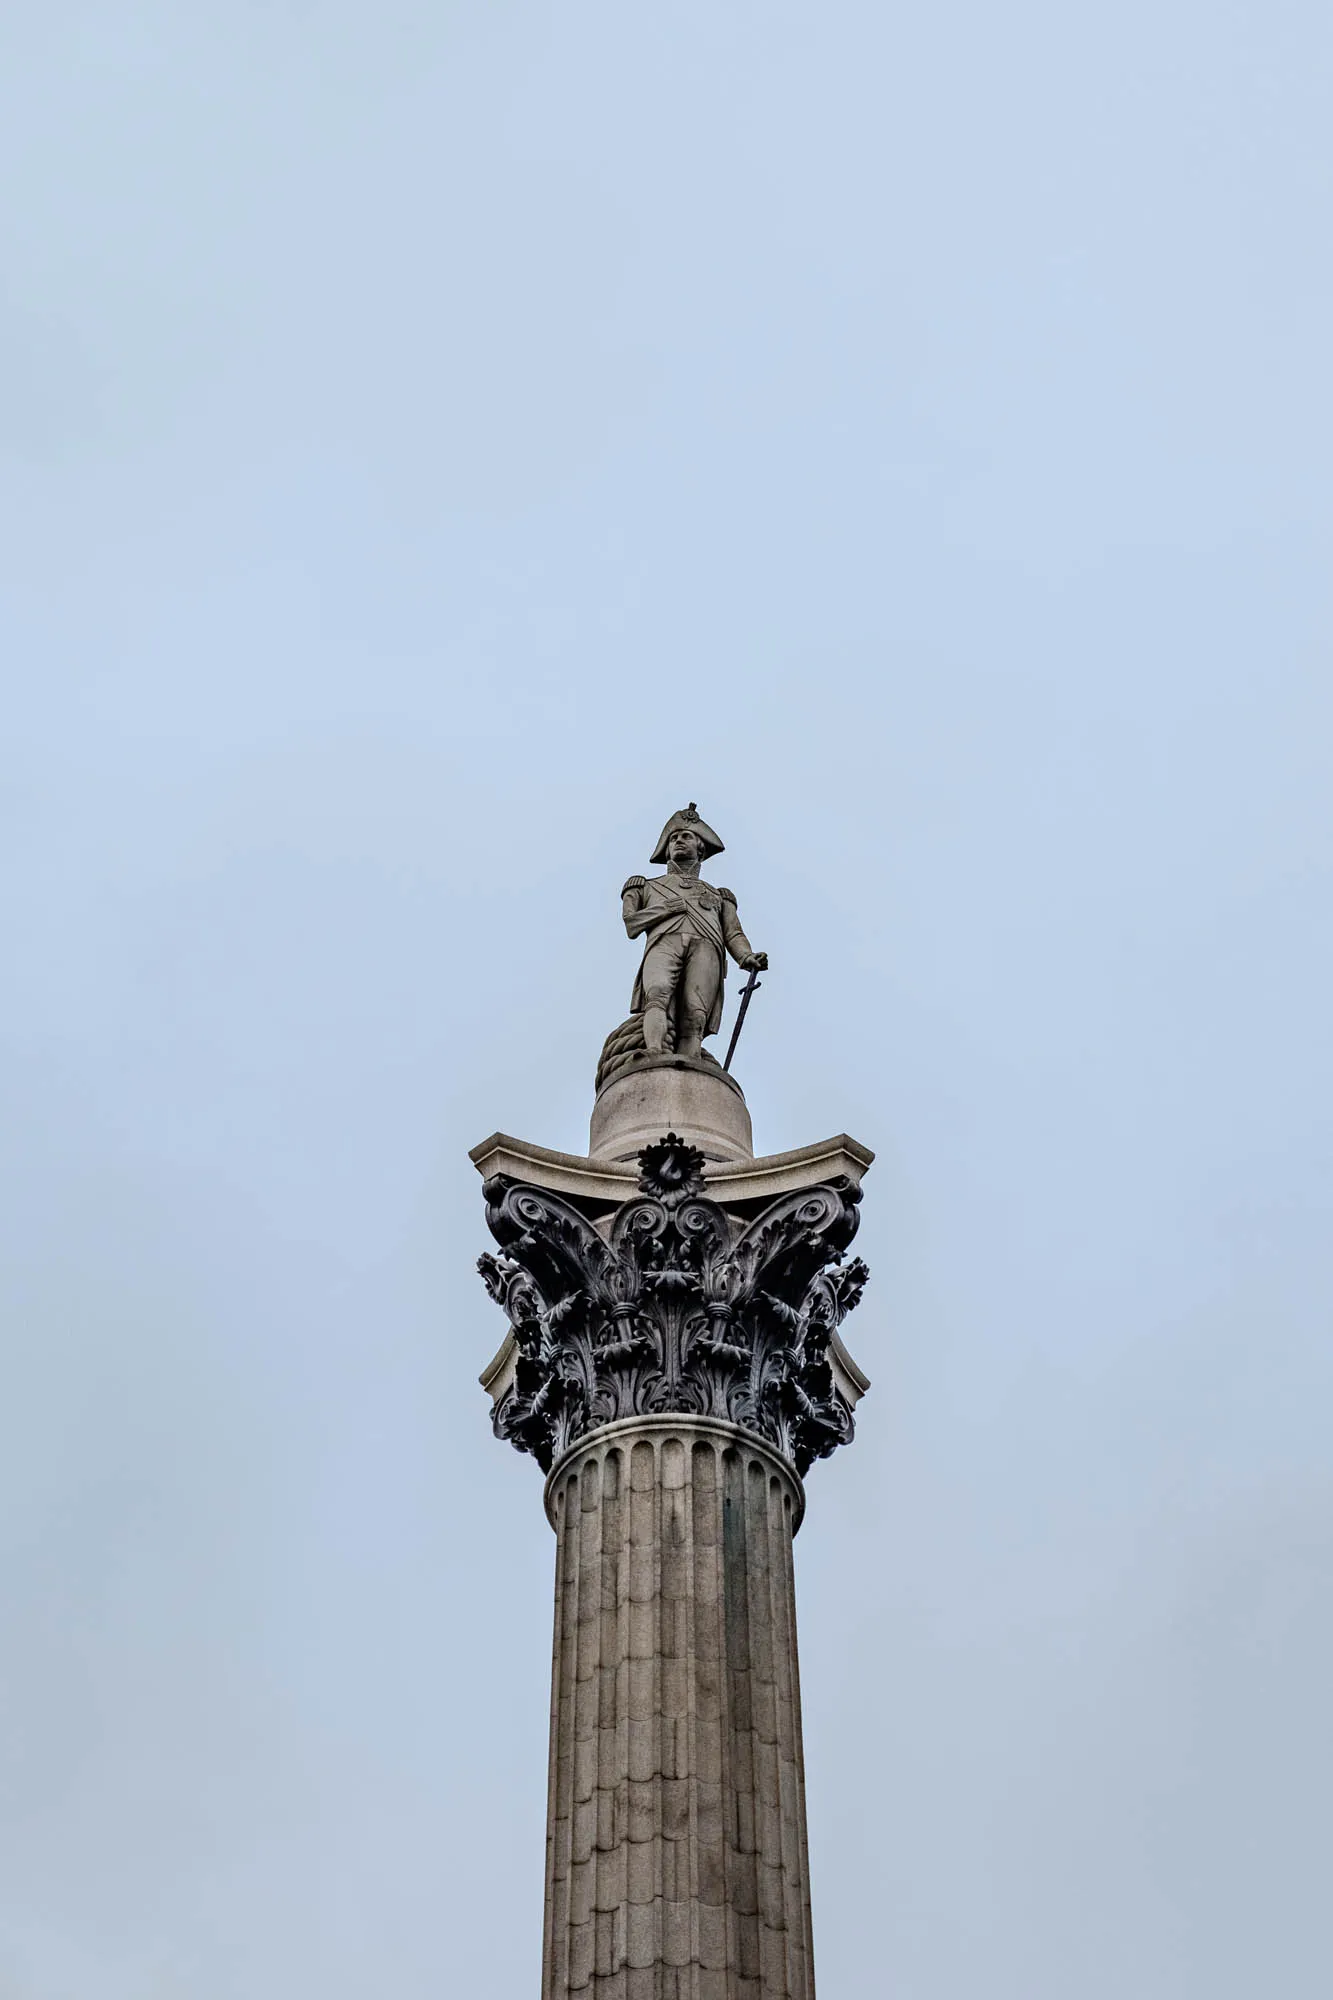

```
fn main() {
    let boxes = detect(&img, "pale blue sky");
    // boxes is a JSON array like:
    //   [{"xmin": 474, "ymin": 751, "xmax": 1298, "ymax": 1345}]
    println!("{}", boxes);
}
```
[{"xmin": 2, "ymin": 4, "xmax": 1330, "ymax": 1995}]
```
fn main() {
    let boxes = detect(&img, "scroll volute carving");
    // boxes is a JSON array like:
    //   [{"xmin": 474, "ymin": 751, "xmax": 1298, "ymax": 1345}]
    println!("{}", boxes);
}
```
[{"xmin": 478, "ymin": 1134, "xmax": 868, "ymax": 1477}]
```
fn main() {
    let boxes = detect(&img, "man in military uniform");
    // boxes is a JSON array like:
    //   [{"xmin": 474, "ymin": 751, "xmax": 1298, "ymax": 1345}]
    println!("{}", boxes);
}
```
[{"xmin": 621, "ymin": 804, "xmax": 768, "ymax": 1061}]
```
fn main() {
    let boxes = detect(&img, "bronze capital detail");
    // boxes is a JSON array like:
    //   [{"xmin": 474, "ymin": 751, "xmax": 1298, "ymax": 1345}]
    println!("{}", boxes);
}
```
[{"xmin": 478, "ymin": 1134, "xmax": 868, "ymax": 1477}]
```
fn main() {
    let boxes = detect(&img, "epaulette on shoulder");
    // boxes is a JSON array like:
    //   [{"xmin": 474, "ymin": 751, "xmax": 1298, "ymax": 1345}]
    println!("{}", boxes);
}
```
[
  {"xmin": 718, "ymin": 885, "xmax": 737, "ymax": 906},
  {"xmin": 622, "ymin": 875, "xmax": 646, "ymax": 895}
]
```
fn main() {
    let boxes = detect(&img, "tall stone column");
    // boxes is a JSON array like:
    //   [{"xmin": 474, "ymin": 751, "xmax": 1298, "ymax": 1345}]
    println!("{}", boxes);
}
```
[
  {"xmin": 475, "ymin": 1122, "xmax": 872, "ymax": 1999},
  {"xmin": 543, "ymin": 1418, "xmax": 812, "ymax": 1999}
]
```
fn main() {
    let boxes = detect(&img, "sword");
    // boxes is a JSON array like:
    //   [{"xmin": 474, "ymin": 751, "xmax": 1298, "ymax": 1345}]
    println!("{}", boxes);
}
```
[{"xmin": 722, "ymin": 966, "xmax": 763, "ymax": 1073}]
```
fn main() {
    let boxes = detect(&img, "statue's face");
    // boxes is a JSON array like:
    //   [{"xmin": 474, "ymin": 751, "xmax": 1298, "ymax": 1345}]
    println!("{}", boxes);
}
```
[{"xmin": 667, "ymin": 829, "xmax": 704, "ymax": 869}]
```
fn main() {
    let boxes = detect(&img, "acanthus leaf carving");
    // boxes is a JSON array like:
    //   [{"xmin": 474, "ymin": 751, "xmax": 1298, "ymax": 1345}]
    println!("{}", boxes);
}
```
[{"xmin": 478, "ymin": 1138, "xmax": 869, "ymax": 1476}]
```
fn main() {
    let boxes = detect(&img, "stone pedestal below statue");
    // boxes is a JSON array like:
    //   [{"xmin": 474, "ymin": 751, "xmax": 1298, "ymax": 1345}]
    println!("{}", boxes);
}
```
[
  {"xmin": 472, "ymin": 1125, "xmax": 873, "ymax": 2000},
  {"xmin": 589, "ymin": 1056, "xmax": 754, "ymax": 1165}
]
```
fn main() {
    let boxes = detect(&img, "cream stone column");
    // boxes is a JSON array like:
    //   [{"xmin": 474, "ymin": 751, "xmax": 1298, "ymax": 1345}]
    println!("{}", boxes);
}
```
[
  {"xmin": 476, "ymin": 1119, "xmax": 872, "ymax": 2000},
  {"xmin": 541, "ymin": 1417, "xmax": 813, "ymax": 2000}
]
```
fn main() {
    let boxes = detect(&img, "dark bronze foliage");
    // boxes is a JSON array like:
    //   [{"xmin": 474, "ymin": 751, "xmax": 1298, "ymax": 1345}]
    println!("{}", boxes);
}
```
[{"xmin": 477, "ymin": 1135, "xmax": 868, "ymax": 1476}]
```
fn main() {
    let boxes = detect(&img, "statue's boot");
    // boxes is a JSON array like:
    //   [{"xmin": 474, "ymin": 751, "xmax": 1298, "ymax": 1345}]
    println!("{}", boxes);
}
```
[
  {"xmin": 642, "ymin": 1003, "xmax": 671, "ymax": 1056},
  {"xmin": 676, "ymin": 1010, "xmax": 706, "ymax": 1061}
]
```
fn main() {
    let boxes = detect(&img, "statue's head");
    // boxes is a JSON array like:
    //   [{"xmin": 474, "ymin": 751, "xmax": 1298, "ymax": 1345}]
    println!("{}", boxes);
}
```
[
  {"xmin": 650, "ymin": 803, "xmax": 724, "ymax": 867},
  {"xmin": 666, "ymin": 827, "xmax": 705, "ymax": 870}
]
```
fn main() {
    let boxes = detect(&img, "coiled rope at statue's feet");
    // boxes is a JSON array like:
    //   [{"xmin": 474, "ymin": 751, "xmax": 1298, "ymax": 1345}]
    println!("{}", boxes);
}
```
[{"xmin": 594, "ymin": 1014, "xmax": 726, "ymax": 1091}]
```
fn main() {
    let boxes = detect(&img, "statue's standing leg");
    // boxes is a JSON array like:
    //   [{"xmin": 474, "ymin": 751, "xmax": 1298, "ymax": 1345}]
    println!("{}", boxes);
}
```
[
  {"xmin": 676, "ymin": 937, "xmax": 721, "ymax": 1060},
  {"xmin": 640, "ymin": 932, "xmax": 687, "ymax": 1056}
]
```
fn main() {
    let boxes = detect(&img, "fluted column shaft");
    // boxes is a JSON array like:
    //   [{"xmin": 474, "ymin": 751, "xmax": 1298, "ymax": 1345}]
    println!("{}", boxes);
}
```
[{"xmin": 541, "ymin": 1416, "xmax": 814, "ymax": 2000}]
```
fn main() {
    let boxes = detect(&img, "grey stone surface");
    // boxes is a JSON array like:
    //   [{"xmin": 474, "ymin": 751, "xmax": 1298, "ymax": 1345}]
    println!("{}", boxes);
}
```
[
  {"xmin": 541, "ymin": 1416, "xmax": 815, "ymax": 2000},
  {"xmin": 589, "ymin": 1059, "xmax": 754, "ymax": 1164}
]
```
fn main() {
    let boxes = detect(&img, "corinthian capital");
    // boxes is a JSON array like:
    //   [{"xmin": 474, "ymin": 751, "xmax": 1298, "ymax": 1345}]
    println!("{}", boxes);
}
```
[{"xmin": 478, "ymin": 1134, "xmax": 869, "ymax": 1477}]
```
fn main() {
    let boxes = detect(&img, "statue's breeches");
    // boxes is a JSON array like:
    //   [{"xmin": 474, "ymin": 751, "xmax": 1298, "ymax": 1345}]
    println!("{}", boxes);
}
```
[{"xmin": 639, "ymin": 929, "xmax": 722, "ymax": 1033}]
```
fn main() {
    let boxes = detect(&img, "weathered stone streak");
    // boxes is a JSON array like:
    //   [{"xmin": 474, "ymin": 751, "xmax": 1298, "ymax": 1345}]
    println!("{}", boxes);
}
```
[{"xmin": 541, "ymin": 1416, "xmax": 814, "ymax": 2000}]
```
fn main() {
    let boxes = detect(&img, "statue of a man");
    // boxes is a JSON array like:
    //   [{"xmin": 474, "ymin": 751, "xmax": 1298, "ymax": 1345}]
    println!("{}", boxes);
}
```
[{"xmin": 620, "ymin": 804, "xmax": 768, "ymax": 1061}]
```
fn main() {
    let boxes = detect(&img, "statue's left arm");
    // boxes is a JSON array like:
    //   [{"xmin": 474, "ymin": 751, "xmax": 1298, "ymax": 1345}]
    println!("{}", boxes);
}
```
[{"xmin": 719, "ymin": 888, "xmax": 769, "ymax": 973}]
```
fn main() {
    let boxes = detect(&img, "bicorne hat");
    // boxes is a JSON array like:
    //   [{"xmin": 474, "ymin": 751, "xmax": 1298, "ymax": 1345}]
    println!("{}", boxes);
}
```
[{"xmin": 650, "ymin": 802, "xmax": 725, "ymax": 865}]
